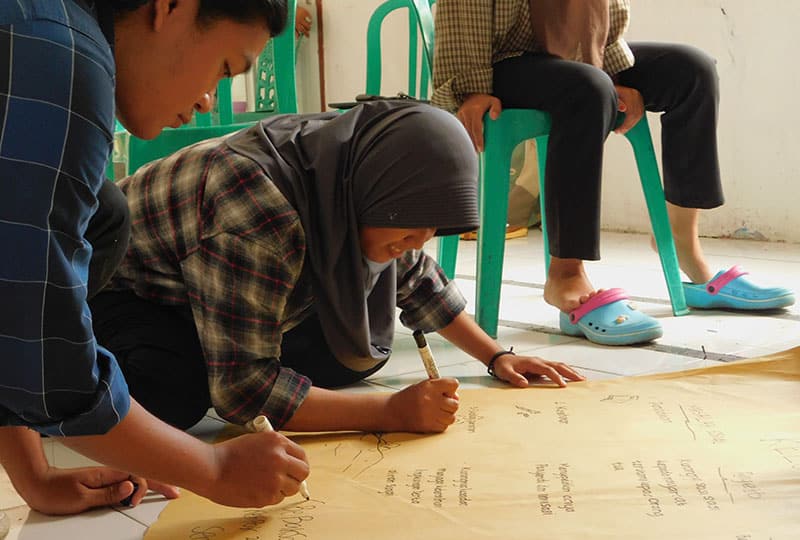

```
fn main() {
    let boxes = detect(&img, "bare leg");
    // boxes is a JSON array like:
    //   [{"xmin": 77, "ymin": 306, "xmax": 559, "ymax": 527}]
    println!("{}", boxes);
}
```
[
  {"xmin": 543, "ymin": 257, "xmax": 598, "ymax": 312},
  {"xmin": 651, "ymin": 203, "xmax": 714, "ymax": 284}
]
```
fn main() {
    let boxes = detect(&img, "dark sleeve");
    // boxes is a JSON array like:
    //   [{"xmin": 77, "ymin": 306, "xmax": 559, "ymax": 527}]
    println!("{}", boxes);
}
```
[{"xmin": 0, "ymin": 14, "xmax": 130, "ymax": 436}]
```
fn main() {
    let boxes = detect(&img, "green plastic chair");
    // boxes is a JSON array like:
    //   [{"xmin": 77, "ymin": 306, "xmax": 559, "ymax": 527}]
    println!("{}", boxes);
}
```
[
  {"xmin": 110, "ymin": 0, "xmax": 298, "ymax": 179},
  {"xmin": 406, "ymin": 0, "xmax": 688, "ymax": 338},
  {"xmin": 365, "ymin": 0, "xmax": 435, "ymax": 100}
]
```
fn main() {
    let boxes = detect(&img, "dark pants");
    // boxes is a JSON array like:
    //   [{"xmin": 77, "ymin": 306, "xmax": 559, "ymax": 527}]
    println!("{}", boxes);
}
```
[
  {"xmin": 90, "ymin": 290, "xmax": 385, "ymax": 430},
  {"xmin": 87, "ymin": 180, "xmax": 130, "ymax": 298},
  {"xmin": 492, "ymin": 42, "xmax": 723, "ymax": 260}
]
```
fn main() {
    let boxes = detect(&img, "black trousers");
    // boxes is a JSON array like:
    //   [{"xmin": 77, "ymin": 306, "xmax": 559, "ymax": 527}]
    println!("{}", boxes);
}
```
[
  {"xmin": 87, "ymin": 180, "xmax": 130, "ymax": 299},
  {"xmin": 492, "ymin": 42, "xmax": 723, "ymax": 260},
  {"xmin": 90, "ymin": 290, "xmax": 386, "ymax": 430}
]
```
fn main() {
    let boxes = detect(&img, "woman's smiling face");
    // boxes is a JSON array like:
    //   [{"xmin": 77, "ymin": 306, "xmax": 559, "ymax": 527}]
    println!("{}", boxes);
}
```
[{"xmin": 358, "ymin": 227, "xmax": 437, "ymax": 263}]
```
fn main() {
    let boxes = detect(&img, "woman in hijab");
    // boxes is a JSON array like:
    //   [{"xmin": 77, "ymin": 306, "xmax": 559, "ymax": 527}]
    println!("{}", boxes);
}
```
[{"xmin": 90, "ymin": 101, "xmax": 583, "ymax": 434}]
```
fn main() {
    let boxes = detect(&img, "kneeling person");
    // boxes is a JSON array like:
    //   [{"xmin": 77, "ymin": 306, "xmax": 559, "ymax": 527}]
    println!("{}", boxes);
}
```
[{"xmin": 92, "ymin": 102, "xmax": 584, "ymax": 433}]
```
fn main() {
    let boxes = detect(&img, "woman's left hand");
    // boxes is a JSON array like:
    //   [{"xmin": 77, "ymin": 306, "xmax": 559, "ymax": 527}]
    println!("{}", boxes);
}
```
[
  {"xmin": 491, "ymin": 354, "xmax": 585, "ymax": 388},
  {"xmin": 614, "ymin": 85, "xmax": 645, "ymax": 135}
]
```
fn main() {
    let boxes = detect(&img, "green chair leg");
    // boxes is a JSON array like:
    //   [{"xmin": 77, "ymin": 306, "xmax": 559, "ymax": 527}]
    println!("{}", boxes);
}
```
[
  {"xmin": 475, "ymin": 121, "xmax": 516, "ymax": 338},
  {"xmin": 437, "ymin": 235, "xmax": 459, "ymax": 279},
  {"xmin": 624, "ymin": 117, "xmax": 690, "ymax": 316}
]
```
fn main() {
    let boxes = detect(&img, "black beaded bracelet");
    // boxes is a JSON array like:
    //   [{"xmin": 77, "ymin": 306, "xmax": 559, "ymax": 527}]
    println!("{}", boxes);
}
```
[{"xmin": 487, "ymin": 347, "xmax": 515, "ymax": 378}]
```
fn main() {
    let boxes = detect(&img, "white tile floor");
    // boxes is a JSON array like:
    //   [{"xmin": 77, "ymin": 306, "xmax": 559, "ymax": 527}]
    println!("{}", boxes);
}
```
[{"xmin": 3, "ymin": 230, "xmax": 800, "ymax": 539}]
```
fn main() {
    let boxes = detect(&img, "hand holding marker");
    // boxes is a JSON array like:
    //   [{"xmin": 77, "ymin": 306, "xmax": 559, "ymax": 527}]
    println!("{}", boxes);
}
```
[{"xmin": 248, "ymin": 415, "xmax": 311, "ymax": 500}]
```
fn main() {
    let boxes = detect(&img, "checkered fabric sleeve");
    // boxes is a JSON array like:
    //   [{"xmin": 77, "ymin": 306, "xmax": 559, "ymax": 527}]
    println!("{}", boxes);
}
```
[
  {"xmin": 431, "ymin": 0, "xmax": 497, "ymax": 112},
  {"xmin": 396, "ymin": 250, "xmax": 467, "ymax": 333},
  {"xmin": 0, "ymin": 1, "xmax": 130, "ymax": 436},
  {"xmin": 604, "ymin": 0, "xmax": 635, "ymax": 76}
]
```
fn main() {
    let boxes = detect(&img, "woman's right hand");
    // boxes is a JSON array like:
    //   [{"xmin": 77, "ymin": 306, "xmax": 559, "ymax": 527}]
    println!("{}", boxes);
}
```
[
  {"xmin": 456, "ymin": 93, "xmax": 503, "ymax": 152},
  {"xmin": 205, "ymin": 431, "xmax": 310, "ymax": 508},
  {"xmin": 387, "ymin": 378, "xmax": 461, "ymax": 433}
]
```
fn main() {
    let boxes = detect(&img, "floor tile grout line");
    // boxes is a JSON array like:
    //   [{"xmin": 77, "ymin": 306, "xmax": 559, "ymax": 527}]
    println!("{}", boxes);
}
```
[{"xmin": 112, "ymin": 507, "xmax": 149, "ymax": 528}]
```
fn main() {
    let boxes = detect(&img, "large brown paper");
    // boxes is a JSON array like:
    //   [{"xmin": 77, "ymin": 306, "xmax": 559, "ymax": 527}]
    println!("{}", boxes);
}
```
[{"xmin": 145, "ymin": 349, "xmax": 800, "ymax": 539}]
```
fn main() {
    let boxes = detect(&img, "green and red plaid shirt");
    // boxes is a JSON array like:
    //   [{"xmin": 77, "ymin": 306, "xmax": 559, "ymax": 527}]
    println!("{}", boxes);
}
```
[
  {"xmin": 432, "ymin": 0, "xmax": 634, "ymax": 112},
  {"xmin": 109, "ymin": 133, "xmax": 467, "ymax": 427}
]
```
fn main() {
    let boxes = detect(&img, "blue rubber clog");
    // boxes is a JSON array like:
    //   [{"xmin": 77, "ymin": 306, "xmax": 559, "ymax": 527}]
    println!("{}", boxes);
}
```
[
  {"xmin": 683, "ymin": 266, "xmax": 795, "ymax": 310},
  {"xmin": 559, "ymin": 288, "xmax": 663, "ymax": 346}
]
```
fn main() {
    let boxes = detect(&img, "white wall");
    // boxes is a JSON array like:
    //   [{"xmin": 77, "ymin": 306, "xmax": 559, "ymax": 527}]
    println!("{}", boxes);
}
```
[
  {"xmin": 321, "ymin": 0, "xmax": 415, "ymax": 104},
  {"xmin": 308, "ymin": 0, "xmax": 800, "ymax": 242},
  {"xmin": 601, "ymin": 0, "xmax": 800, "ymax": 242}
]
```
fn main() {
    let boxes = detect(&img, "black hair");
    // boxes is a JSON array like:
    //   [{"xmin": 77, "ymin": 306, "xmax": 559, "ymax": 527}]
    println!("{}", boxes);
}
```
[{"xmin": 110, "ymin": 0, "xmax": 288, "ymax": 37}]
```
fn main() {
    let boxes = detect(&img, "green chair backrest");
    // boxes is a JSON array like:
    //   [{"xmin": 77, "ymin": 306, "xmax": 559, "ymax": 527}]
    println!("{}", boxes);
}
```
[
  {"xmin": 254, "ymin": 6, "xmax": 299, "ymax": 115},
  {"xmin": 366, "ymin": 0, "xmax": 435, "ymax": 100}
]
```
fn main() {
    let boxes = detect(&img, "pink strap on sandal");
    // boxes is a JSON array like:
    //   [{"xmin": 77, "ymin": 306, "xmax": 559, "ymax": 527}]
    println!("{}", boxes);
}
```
[
  {"xmin": 705, "ymin": 266, "xmax": 748, "ymax": 295},
  {"xmin": 568, "ymin": 288, "xmax": 630, "ymax": 324}
]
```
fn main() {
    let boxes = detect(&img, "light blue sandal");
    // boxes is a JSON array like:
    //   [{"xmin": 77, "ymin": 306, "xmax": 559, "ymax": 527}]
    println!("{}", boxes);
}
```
[
  {"xmin": 559, "ymin": 288, "xmax": 663, "ymax": 346},
  {"xmin": 683, "ymin": 266, "xmax": 795, "ymax": 310}
]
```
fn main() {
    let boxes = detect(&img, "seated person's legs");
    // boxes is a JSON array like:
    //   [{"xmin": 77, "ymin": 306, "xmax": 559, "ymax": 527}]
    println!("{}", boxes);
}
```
[
  {"xmin": 617, "ymin": 43, "xmax": 721, "ymax": 284},
  {"xmin": 493, "ymin": 53, "xmax": 618, "ymax": 313},
  {"xmin": 619, "ymin": 42, "xmax": 794, "ymax": 309}
]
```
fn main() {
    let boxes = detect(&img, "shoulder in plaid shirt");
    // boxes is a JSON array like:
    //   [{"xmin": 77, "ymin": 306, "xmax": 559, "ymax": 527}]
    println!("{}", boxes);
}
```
[
  {"xmin": 432, "ymin": 0, "xmax": 634, "ymax": 112},
  {"xmin": 110, "ymin": 125, "xmax": 467, "ymax": 428}
]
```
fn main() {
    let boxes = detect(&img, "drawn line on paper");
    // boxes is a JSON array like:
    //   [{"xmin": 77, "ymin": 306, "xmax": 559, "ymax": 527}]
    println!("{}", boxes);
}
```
[
  {"xmin": 342, "ymin": 450, "xmax": 364, "ymax": 473},
  {"xmin": 341, "ymin": 433, "xmax": 400, "ymax": 478},
  {"xmin": 718, "ymin": 467, "xmax": 735, "ymax": 504},
  {"xmin": 600, "ymin": 394, "xmax": 639, "ymax": 404},
  {"xmin": 678, "ymin": 405, "xmax": 697, "ymax": 441}
]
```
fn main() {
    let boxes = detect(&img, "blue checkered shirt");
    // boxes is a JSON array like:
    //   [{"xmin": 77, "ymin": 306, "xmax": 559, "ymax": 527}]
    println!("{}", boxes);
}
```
[{"xmin": 0, "ymin": 0, "xmax": 130, "ymax": 436}]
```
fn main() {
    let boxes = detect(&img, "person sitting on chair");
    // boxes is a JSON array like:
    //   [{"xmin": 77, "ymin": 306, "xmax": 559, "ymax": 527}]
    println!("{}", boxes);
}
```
[{"xmin": 431, "ymin": 0, "xmax": 794, "ymax": 346}]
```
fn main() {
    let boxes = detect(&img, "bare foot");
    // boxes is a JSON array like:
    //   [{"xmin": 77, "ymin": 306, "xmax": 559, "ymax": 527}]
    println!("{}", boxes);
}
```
[{"xmin": 543, "ymin": 258, "xmax": 598, "ymax": 313}]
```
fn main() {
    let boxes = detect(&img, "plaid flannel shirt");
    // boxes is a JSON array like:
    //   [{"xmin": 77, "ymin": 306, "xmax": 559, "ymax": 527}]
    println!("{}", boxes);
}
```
[
  {"xmin": 432, "ymin": 0, "xmax": 634, "ymax": 112},
  {"xmin": 110, "ymin": 129, "xmax": 467, "ymax": 428},
  {"xmin": 0, "ymin": 0, "xmax": 129, "ymax": 436}
]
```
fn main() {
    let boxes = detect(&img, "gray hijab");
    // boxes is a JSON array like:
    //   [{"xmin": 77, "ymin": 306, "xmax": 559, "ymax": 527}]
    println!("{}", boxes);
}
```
[{"xmin": 225, "ymin": 101, "xmax": 479, "ymax": 371}]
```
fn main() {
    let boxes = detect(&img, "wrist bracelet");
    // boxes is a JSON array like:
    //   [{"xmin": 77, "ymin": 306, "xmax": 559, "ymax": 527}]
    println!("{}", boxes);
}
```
[{"xmin": 487, "ymin": 347, "xmax": 515, "ymax": 378}]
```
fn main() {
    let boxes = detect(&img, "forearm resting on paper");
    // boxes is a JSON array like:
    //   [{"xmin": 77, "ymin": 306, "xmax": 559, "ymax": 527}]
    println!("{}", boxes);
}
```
[{"xmin": 284, "ymin": 383, "xmax": 459, "ymax": 434}]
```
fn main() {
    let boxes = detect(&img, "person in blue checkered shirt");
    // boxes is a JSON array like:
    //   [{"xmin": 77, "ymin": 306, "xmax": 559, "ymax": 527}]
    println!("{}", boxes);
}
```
[{"xmin": 0, "ymin": 0, "xmax": 309, "ymax": 516}]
